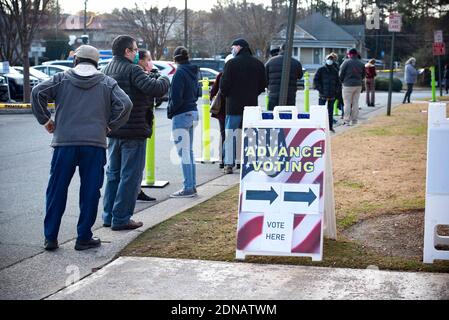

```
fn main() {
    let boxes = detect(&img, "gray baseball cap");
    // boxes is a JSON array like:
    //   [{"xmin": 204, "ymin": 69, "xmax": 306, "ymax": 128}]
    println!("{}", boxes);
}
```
[{"xmin": 75, "ymin": 45, "xmax": 100, "ymax": 62}]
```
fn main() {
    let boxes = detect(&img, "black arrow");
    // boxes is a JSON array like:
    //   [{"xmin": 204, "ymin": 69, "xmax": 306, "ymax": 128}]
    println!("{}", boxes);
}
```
[
  {"xmin": 283, "ymin": 188, "xmax": 317, "ymax": 206},
  {"xmin": 246, "ymin": 187, "xmax": 278, "ymax": 204}
]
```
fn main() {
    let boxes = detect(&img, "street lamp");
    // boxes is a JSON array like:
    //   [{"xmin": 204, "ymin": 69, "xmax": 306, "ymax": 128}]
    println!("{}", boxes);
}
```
[{"xmin": 279, "ymin": 0, "xmax": 298, "ymax": 106}]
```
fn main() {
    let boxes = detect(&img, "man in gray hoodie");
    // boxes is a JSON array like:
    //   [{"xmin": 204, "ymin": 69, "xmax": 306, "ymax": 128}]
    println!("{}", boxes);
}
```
[
  {"xmin": 31, "ymin": 45, "xmax": 133, "ymax": 251},
  {"xmin": 339, "ymin": 48, "xmax": 365, "ymax": 125}
]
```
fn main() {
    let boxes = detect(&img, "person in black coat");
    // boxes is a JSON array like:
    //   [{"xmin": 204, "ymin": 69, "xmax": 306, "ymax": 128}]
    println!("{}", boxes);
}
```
[
  {"xmin": 220, "ymin": 38, "xmax": 266, "ymax": 174},
  {"xmin": 265, "ymin": 43, "xmax": 303, "ymax": 110},
  {"xmin": 102, "ymin": 35, "xmax": 170, "ymax": 231},
  {"xmin": 313, "ymin": 54, "xmax": 341, "ymax": 132}
]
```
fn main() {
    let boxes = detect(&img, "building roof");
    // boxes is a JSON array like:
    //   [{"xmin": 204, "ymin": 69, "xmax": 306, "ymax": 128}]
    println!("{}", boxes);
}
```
[
  {"xmin": 340, "ymin": 25, "xmax": 365, "ymax": 41},
  {"xmin": 297, "ymin": 12, "xmax": 357, "ymax": 42}
]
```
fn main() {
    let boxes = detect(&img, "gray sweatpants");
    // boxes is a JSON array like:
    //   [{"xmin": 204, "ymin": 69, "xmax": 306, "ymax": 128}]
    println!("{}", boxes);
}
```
[{"xmin": 343, "ymin": 85, "xmax": 362, "ymax": 124}]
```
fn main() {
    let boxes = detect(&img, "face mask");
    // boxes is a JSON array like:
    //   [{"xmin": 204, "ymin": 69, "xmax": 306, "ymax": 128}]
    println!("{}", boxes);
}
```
[
  {"xmin": 231, "ymin": 47, "xmax": 238, "ymax": 57},
  {"xmin": 326, "ymin": 59, "xmax": 333, "ymax": 65},
  {"xmin": 133, "ymin": 51, "xmax": 139, "ymax": 64}
]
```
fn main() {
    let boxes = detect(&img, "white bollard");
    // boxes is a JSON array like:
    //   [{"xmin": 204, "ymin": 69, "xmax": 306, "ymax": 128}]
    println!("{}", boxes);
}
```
[{"xmin": 423, "ymin": 102, "xmax": 449, "ymax": 263}]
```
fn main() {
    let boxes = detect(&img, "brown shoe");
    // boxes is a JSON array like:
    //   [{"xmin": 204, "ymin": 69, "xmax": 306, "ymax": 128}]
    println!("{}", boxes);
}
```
[{"xmin": 111, "ymin": 219, "xmax": 143, "ymax": 231}]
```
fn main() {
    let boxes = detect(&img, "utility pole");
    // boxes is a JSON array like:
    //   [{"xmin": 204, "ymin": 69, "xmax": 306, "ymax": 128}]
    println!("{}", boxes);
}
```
[
  {"xmin": 83, "ymin": 0, "xmax": 87, "ymax": 35},
  {"xmin": 387, "ymin": 12, "xmax": 401, "ymax": 116},
  {"xmin": 184, "ymin": 0, "xmax": 188, "ymax": 49},
  {"xmin": 279, "ymin": 0, "xmax": 298, "ymax": 106},
  {"xmin": 56, "ymin": 0, "xmax": 60, "ymax": 37}
]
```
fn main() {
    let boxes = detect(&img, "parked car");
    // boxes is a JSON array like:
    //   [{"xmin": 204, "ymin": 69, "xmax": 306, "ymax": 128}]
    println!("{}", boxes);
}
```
[
  {"xmin": 191, "ymin": 58, "xmax": 225, "ymax": 72},
  {"xmin": 12, "ymin": 66, "xmax": 50, "ymax": 81},
  {"xmin": 198, "ymin": 67, "xmax": 219, "ymax": 87},
  {"xmin": 0, "ymin": 75, "xmax": 9, "ymax": 102},
  {"xmin": 42, "ymin": 60, "xmax": 74, "ymax": 68},
  {"xmin": 32, "ymin": 65, "xmax": 70, "ymax": 77},
  {"xmin": 98, "ymin": 58, "xmax": 112, "ymax": 70},
  {"xmin": 152, "ymin": 60, "xmax": 177, "ymax": 82},
  {"xmin": 3, "ymin": 67, "xmax": 40, "ymax": 101}
]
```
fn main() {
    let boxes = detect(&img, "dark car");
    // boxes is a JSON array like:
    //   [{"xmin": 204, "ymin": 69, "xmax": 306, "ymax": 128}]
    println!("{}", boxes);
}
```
[
  {"xmin": 191, "ymin": 58, "xmax": 225, "ymax": 73},
  {"xmin": 0, "ymin": 76, "xmax": 9, "ymax": 102},
  {"xmin": 3, "ymin": 68, "xmax": 40, "ymax": 101},
  {"xmin": 297, "ymin": 67, "xmax": 307, "ymax": 88}
]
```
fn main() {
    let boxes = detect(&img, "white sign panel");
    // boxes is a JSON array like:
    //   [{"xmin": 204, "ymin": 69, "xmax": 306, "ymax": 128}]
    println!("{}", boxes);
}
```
[
  {"xmin": 434, "ymin": 30, "xmax": 443, "ymax": 44},
  {"xmin": 388, "ymin": 13, "xmax": 401, "ymax": 32},
  {"xmin": 261, "ymin": 213, "xmax": 294, "ymax": 253},
  {"xmin": 236, "ymin": 106, "xmax": 330, "ymax": 261},
  {"xmin": 0, "ymin": 61, "xmax": 10, "ymax": 74}
]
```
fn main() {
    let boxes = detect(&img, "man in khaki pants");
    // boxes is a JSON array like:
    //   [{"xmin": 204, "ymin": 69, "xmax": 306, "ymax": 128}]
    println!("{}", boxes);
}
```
[{"xmin": 339, "ymin": 48, "xmax": 365, "ymax": 125}]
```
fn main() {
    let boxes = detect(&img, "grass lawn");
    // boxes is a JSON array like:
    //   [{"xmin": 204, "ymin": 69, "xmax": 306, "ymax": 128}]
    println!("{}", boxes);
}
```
[{"xmin": 121, "ymin": 102, "xmax": 449, "ymax": 273}]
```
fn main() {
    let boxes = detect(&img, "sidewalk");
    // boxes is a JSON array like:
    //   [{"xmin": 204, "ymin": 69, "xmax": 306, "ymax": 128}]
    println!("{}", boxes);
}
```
[
  {"xmin": 0, "ymin": 174, "xmax": 239, "ymax": 300},
  {"xmin": 47, "ymin": 256, "xmax": 449, "ymax": 300}
]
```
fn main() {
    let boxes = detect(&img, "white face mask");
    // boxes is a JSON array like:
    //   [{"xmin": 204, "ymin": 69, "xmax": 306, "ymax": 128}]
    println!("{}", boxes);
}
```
[
  {"xmin": 231, "ymin": 47, "xmax": 239, "ymax": 57},
  {"xmin": 326, "ymin": 59, "xmax": 333, "ymax": 65}
]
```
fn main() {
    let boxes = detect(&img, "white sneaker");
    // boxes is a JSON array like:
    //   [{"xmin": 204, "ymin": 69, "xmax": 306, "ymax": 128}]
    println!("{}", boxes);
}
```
[{"xmin": 170, "ymin": 189, "xmax": 197, "ymax": 198}]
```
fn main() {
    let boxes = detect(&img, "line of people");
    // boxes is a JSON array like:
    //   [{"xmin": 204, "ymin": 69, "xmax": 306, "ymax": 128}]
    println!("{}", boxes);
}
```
[{"xmin": 29, "ymin": 34, "xmax": 414, "ymax": 252}]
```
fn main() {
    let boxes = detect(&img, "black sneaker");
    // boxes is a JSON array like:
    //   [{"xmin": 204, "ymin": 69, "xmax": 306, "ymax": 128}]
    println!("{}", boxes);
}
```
[
  {"xmin": 137, "ymin": 190, "xmax": 156, "ymax": 201},
  {"xmin": 219, "ymin": 163, "xmax": 224, "ymax": 169},
  {"xmin": 74, "ymin": 237, "xmax": 101, "ymax": 251},
  {"xmin": 236, "ymin": 164, "xmax": 241, "ymax": 170},
  {"xmin": 224, "ymin": 165, "xmax": 233, "ymax": 174},
  {"xmin": 44, "ymin": 239, "xmax": 59, "ymax": 251}
]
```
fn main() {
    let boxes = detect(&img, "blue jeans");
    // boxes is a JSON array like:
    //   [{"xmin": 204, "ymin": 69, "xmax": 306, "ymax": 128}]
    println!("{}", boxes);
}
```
[
  {"xmin": 172, "ymin": 111, "xmax": 198, "ymax": 191},
  {"xmin": 224, "ymin": 115, "xmax": 243, "ymax": 166},
  {"xmin": 45, "ymin": 146, "xmax": 106, "ymax": 242},
  {"xmin": 103, "ymin": 138, "xmax": 146, "ymax": 228}
]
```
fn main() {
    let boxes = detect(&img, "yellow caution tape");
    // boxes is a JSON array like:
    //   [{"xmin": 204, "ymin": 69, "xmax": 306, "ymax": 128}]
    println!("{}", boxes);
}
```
[
  {"xmin": 0, "ymin": 103, "xmax": 55, "ymax": 109},
  {"xmin": 378, "ymin": 69, "xmax": 402, "ymax": 73}
]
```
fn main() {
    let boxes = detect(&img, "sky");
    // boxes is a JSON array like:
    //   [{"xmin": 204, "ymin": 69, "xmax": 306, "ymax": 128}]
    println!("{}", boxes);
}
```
[{"xmin": 58, "ymin": 0, "xmax": 271, "ymax": 14}]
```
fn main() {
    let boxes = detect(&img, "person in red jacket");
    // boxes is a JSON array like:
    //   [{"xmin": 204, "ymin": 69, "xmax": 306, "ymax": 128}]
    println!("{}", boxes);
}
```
[{"xmin": 365, "ymin": 59, "xmax": 377, "ymax": 107}]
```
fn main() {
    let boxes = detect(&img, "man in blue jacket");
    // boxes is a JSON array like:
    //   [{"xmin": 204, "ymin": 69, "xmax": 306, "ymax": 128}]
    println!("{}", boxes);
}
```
[{"xmin": 31, "ymin": 45, "xmax": 133, "ymax": 251}]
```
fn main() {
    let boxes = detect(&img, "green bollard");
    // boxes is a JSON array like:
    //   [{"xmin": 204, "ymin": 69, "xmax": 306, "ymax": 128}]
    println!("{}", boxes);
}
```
[
  {"xmin": 333, "ymin": 99, "xmax": 339, "ymax": 116},
  {"xmin": 304, "ymin": 72, "xmax": 310, "ymax": 113},
  {"xmin": 265, "ymin": 89, "xmax": 269, "ymax": 111},
  {"xmin": 145, "ymin": 121, "xmax": 155, "ymax": 185},
  {"xmin": 141, "ymin": 117, "xmax": 169, "ymax": 188},
  {"xmin": 431, "ymin": 66, "xmax": 436, "ymax": 102},
  {"xmin": 203, "ymin": 78, "xmax": 210, "ymax": 161},
  {"xmin": 196, "ymin": 78, "xmax": 219, "ymax": 163}
]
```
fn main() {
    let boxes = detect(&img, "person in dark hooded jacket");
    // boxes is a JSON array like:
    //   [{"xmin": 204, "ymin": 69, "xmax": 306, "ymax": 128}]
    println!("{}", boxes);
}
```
[{"xmin": 168, "ymin": 46, "xmax": 200, "ymax": 198}]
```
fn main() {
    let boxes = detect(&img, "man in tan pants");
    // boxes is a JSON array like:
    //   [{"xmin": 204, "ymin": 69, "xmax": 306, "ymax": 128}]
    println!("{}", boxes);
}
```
[{"xmin": 339, "ymin": 48, "xmax": 365, "ymax": 126}]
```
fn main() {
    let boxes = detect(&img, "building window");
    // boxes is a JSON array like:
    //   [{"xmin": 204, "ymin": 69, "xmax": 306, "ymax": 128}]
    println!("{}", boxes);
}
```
[
  {"xmin": 293, "ymin": 47, "xmax": 298, "ymax": 57},
  {"xmin": 313, "ymin": 48, "xmax": 322, "ymax": 64}
]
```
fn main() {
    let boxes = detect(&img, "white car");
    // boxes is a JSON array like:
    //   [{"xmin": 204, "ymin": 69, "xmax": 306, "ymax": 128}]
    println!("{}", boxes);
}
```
[
  {"xmin": 42, "ymin": 60, "xmax": 74, "ymax": 68},
  {"xmin": 32, "ymin": 65, "xmax": 71, "ymax": 77},
  {"xmin": 13, "ymin": 66, "xmax": 50, "ymax": 81},
  {"xmin": 152, "ymin": 60, "xmax": 177, "ymax": 82},
  {"xmin": 199, "ymin": 67, "xmax": 219, "ymax": 83}
]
